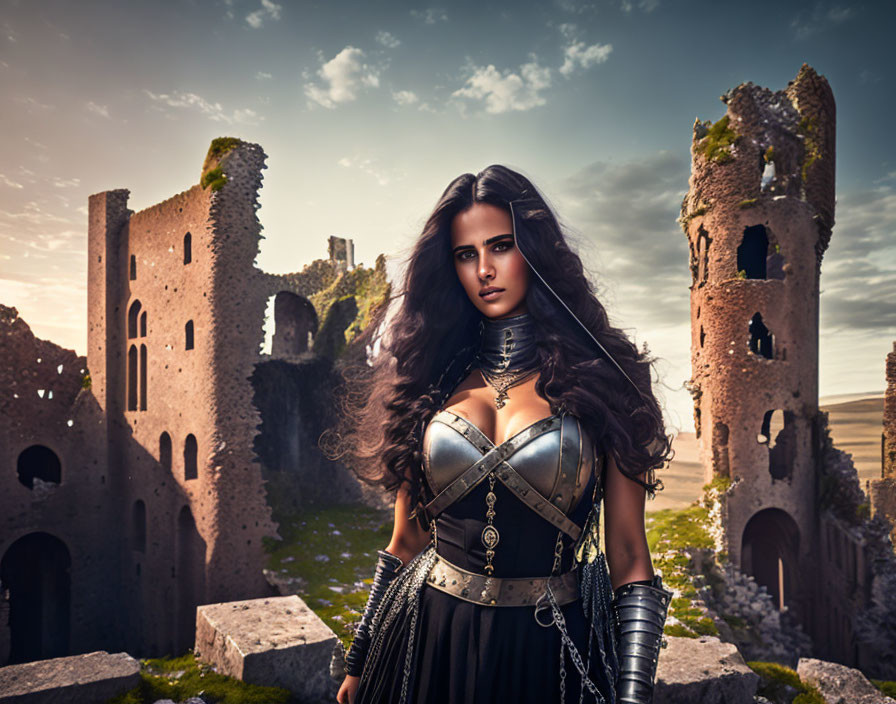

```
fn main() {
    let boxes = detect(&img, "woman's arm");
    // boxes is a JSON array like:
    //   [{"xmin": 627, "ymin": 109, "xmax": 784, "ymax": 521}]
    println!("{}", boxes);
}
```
[
  {"xmin": 384, "ymin": 481, "xmax": 432, "ymax": 566},
  {"xmin": 603, "ymin": 452, "xmax": 655, "ymax": 590}
]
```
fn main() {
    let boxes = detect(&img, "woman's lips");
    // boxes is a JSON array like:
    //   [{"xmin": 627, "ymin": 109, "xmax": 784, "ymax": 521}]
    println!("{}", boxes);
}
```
[{"xmin": 480, "ymin": 288, "xmax": 504, "ymax": 300}]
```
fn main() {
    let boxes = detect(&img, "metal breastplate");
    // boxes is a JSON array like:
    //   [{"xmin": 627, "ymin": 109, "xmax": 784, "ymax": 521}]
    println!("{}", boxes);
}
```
[{"xmin": 422, "ymin": 409, "xmax": 597, "ymax": 519}]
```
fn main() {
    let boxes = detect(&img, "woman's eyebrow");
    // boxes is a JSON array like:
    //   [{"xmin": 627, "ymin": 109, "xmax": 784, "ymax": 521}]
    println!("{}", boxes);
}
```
[{"xmin": 451, "ymin": 233, "xmax": 514, "ymax": 254}]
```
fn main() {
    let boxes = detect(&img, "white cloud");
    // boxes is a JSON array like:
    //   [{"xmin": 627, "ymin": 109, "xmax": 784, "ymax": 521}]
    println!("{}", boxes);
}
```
[
  {"xmin": 452, "ymin": 56, "xmax": 551, "ymax": 115},
  {"xmin": 791, "ymin": 3, "xmax": 855, "ymax": 40},
  {"xmin": 246, "ymin": 0, "xmax": 283, "ymax": 29},
  {"xmin": 392, "ymin": 89, "xmax": 419, "ymax": 106},
  {"xmin": 143, "ymin": 89, "xmax": 263, "ymax": 125},
  {"xmin": 303, "ymin": 46, "xmax": 381, "ymax": 109},
  {"xmin": 256, "ymin": 71, "xmax": 273, "ymax": 80},
  {"xmin": 337, "ymin": 156, "xmax": 399, "ymax": 186},
  {"xmin": 0, "ymin": 174, "xmax": 23, "ymax": 189},
  {"xmin": 410, "ymin": 8, "xmax": 447, "ymax": 24},
  {"xmin": 620, "ymin": 0, "xmax": 659, "ymax": 12},
  {"xmin": 376, "ymin": 30, "xmax": 401, "ymax": 48},
  {"xmin": 51, "ymin": 177, "xmax": 80, "ymax": 188},
  {"xmin": 85, "ymin": 101, "xmax": 110, "ymax": 118},
  {"xmin": 559, "ymin": 39, "xmax": 612, "ymax": 76}
]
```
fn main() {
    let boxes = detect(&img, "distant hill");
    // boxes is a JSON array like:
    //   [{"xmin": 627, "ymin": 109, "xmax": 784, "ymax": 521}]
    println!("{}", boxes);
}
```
[{"xmin": 646, "ymin": 394, "xmax": 886, "ymax": 514}]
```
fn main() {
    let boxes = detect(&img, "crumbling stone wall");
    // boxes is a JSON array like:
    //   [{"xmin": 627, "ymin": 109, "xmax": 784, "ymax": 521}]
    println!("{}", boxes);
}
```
[
  {"xmin": 2, "ymin": 138, "xmax": 390, "ymax": 664},
  {"xmin": 869, "ymin": 342, "xmax": 896, "ymax": 546},
  {"xmin": 0, "ymin": 306, "xmax": 118, "ymax": 663}
]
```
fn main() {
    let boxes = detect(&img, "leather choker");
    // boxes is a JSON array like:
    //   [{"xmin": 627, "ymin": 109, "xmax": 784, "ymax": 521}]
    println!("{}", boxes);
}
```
[{"xmin": 475, "ymin": 312, "xmax": 539, "ymax": 374}]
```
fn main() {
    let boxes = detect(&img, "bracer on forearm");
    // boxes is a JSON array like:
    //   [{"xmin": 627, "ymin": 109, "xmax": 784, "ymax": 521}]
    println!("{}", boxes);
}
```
[
  {"xmin": 612, "ymin": 574, "xmax": 672, "ymax": 704},
  {"xmin": 344, "ymin": 549, "xmax": 404, "ymax": 677}
]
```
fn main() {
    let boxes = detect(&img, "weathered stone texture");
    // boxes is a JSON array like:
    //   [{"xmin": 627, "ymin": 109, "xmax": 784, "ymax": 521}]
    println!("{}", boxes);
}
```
[
  {"xmin": 0, "ymin": 650, "xmax": 139, "ymax": 704},
  {"xmin": 194, "ymin": 595, "xmax": 338, "ymax": 703},
  {"xmin": 682, "ymin": 66, "xmax": 836, "ymax": 652},
  {"xmin": 796, "ymin": 657, "xmax": 896, "ymax": 704},
  {"xmin": 654, "ymin": 635, "xmax": 759, "ymax": 704}
]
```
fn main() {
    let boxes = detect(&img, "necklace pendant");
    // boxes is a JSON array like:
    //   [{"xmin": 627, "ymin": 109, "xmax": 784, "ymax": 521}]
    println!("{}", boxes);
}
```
[{"xmin": 494, "ymin": 389, "xmax": 509, "ymax": 409}]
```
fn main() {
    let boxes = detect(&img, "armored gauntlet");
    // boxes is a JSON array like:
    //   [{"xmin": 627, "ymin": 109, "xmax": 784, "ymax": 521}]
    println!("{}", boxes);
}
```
[
  {"xmin": 612, "ymin": 574, "xmax": 672, "ymax": 704},
  {"xmin": 343, "ymin": 549, "xmax": 404, "ymax": 677}
]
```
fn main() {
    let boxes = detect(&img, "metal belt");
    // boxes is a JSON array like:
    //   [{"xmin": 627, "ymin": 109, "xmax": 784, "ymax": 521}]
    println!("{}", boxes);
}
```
[{"xmin": 425, "ymin": 553, "xmax": 579, "ymax": 607}]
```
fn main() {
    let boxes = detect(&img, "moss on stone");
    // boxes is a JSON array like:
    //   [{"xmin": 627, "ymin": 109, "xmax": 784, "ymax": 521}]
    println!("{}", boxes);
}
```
[
  {"xmin": 746, "ymin": 660, "xmax": 826, "ymax": 704},
  {"xmin": 105, "ymin": 651, "xmax": 292, "ymax": 704},
  {"xmin": 797, "ymin": 115, "xmax": 822, "ymax": 182},
  {"xmin": 736, "ymin": 269, "xmax": 747, "ymax": 279},
  {"xmin": 738, "ymin": 198, "xmax": 758, "ymax": 209},
  {"xmin": 200, "ymin": 137, "xmax": 244, "ymax": 193},
  {"xmin": 697, "ymin": 114, "xmax": 739, "ymax": 164},
  {"xmin": 200, "ymin": 166, "xmax": 227, "ymax": 192},
  {"xmin": 81, "ymin": 371, "xmax": 92, "ymax": 390}
]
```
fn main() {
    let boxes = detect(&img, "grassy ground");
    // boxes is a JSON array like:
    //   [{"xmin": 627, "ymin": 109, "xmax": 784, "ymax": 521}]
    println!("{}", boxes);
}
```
[
  {"xmin": 262, "ymin": 502, "xmax": 394, "ymax": 650},
  {"xmin": 106, "ymin": 652, "xmax": 293, "ymax": 704}
]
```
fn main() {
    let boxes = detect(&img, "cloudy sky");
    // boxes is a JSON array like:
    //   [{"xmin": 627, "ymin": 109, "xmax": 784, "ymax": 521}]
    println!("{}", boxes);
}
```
[{"xmin": 1, "ymin": 0, "xmax": 893, "ymax": 433}]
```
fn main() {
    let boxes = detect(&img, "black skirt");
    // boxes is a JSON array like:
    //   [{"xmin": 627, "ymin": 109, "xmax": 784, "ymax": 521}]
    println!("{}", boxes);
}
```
[{"xmin": 355, "ymin": 478, "xmax": 620, "ymax": 704}]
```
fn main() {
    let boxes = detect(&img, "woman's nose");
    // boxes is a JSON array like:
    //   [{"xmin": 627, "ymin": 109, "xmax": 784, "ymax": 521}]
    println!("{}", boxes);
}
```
[{"xmin": 478, "ymin": 254, "xmax": 495, "ymax": 279}]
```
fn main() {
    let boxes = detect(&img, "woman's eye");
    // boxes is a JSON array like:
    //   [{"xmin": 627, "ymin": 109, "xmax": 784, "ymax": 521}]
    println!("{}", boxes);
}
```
[
  {"xmin": 457, "ymin": 251, "xmax": 475, "ymax": 261},
  {"xmin": 493, "ymin": 242, "xmax": 512, "ymax": 252}
]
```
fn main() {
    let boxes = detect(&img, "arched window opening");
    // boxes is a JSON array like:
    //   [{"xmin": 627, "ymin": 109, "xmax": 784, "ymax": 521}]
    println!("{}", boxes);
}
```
[
  {"xmin": 128, "ymin": 344, "xmax": 138, "ymax": 411},
  {"xmin": 184, "ymin": 232, "xmax": 192, "ymax": 265},
  {"xmin": 741, "ymin": 508, "xmax": 800, "ymax": 612},
  {"xmin": 160, "ymin": 432, "xmax": 172, "ymax": 473},
  {"xmin": 737, "ymin": 225, "xmax": 768, "ymax": 279},
  {"xmin": 132, "ymin": 500, "xmax": 146, "ymax": 553},
  {"xmin": 270, "ymin": 291, "xmax": 319, "ymax": 357},
  {"xmin": 696, "ymin": 226, "xmax": 711, "ymax": 286},
  {"xmin": 185, "ymin": 320, "xmax": 194, "ymax": 351},
  {"xmin": 16, "ymin": 445, "xmax": 62, "ymax": 489},
  {"xmin": 130, "ymin": 254, "xmax": 137, "ymax": 281},
  {"xmin": 139, "ymin": 310, "xmax": 147, "ymax": 338},
  {"xmin": 184, "ymin": 434, "xmax": 198, "ymax": 480},
  {"xmin": 139, "ymin": 344, "xmax": 147, "ymax": 411},
  {"xmin": 127, "ymin": 300, "xmax": 142, "ymax": 340},
  {"xmin": 760, "ymin": 409, "xmax": 796, "ymax": 480},
  {"xmin": 0, "ymin": 532, "xmax": 72, "ymax": 662},
  {"xmin": 749, "ymin": 312, "xmax": 774, "ymax": 359}
]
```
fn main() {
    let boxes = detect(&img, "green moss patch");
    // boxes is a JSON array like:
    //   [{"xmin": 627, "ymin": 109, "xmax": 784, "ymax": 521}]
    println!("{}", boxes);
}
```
[
  {"xmin": 746, "ymin": 661, "xmax": 825, "ymax": 704},
  {"xmin": 105, "ymin": 651, "xmax": 292, "ymax": 704},
  {"xmin": 264, "ymin": 503, "xmax": 393, "ymax": 650},
  {"xmin": 200, "ymin": 137, "xmax": 245, "ymax": 193},
  {"xmin": 872, "ymin": 679, "xmax": 896, "ymax": 697},
  {"xmin": 797, "ymin": 115, "xmax": 822, "ymax": 183},
  {"xmin": 646, "ymin": 501, "xmax": 718, "ymax": 638},
  {"xmin": 697, "ymin": 115, "xmax": 739, "ymax": 164},
  {"xmin": 200, "ymin": 166, "xmax": 227, "ymax": 192}
]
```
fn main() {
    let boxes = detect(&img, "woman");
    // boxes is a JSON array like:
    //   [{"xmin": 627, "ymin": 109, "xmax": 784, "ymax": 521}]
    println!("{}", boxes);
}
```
[{"xmin": 331, "ymin": 165, "xmax": 674, "ymax": 704}]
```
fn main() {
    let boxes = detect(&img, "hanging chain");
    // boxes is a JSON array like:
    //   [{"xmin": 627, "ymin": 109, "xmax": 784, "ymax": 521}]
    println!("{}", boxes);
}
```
[{"xmin": 481, "ymin": 473, "xmax": 500, "ymax": 575}]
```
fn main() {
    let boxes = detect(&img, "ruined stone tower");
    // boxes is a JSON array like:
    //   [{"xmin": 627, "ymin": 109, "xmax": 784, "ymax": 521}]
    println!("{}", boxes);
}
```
[
  {"xmin": 87, "ymin": 139, "xmax": 279, "ymax": 656},
  {"xmin": 869, "ymin": 342, "xmax": 896, "ymax": 544},
  {"xmin": 681, "ymin": 65, "xmax": 835, "ymax": 642}
]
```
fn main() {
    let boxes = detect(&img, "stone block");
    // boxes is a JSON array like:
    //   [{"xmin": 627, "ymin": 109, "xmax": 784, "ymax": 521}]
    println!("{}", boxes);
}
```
[
  {"xmin": 0, "ymin": 650, "xmax": 139, "ymax": 704},
  {"xmin": 654, "ymin": 635, "xmax": 759, "ymax": 704},
  {"xmin": 797, "ymin": 657, "xmax": 895, "ymax": 704},
  {"xmin": 195, "ymin": 594, "xmax": 338, "ymax": 703}
]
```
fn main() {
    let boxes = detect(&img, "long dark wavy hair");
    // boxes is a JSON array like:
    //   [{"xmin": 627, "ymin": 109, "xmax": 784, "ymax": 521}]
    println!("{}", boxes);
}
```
[{"xmin": 323, "ymin": 164, "xmax": 672, "ymax": 524}]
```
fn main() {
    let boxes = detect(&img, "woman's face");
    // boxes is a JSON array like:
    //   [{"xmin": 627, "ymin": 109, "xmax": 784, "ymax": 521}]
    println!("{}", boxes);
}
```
[{"xmin": 450, "ymin": 202, "xmax": 530, "ymax": 319}]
